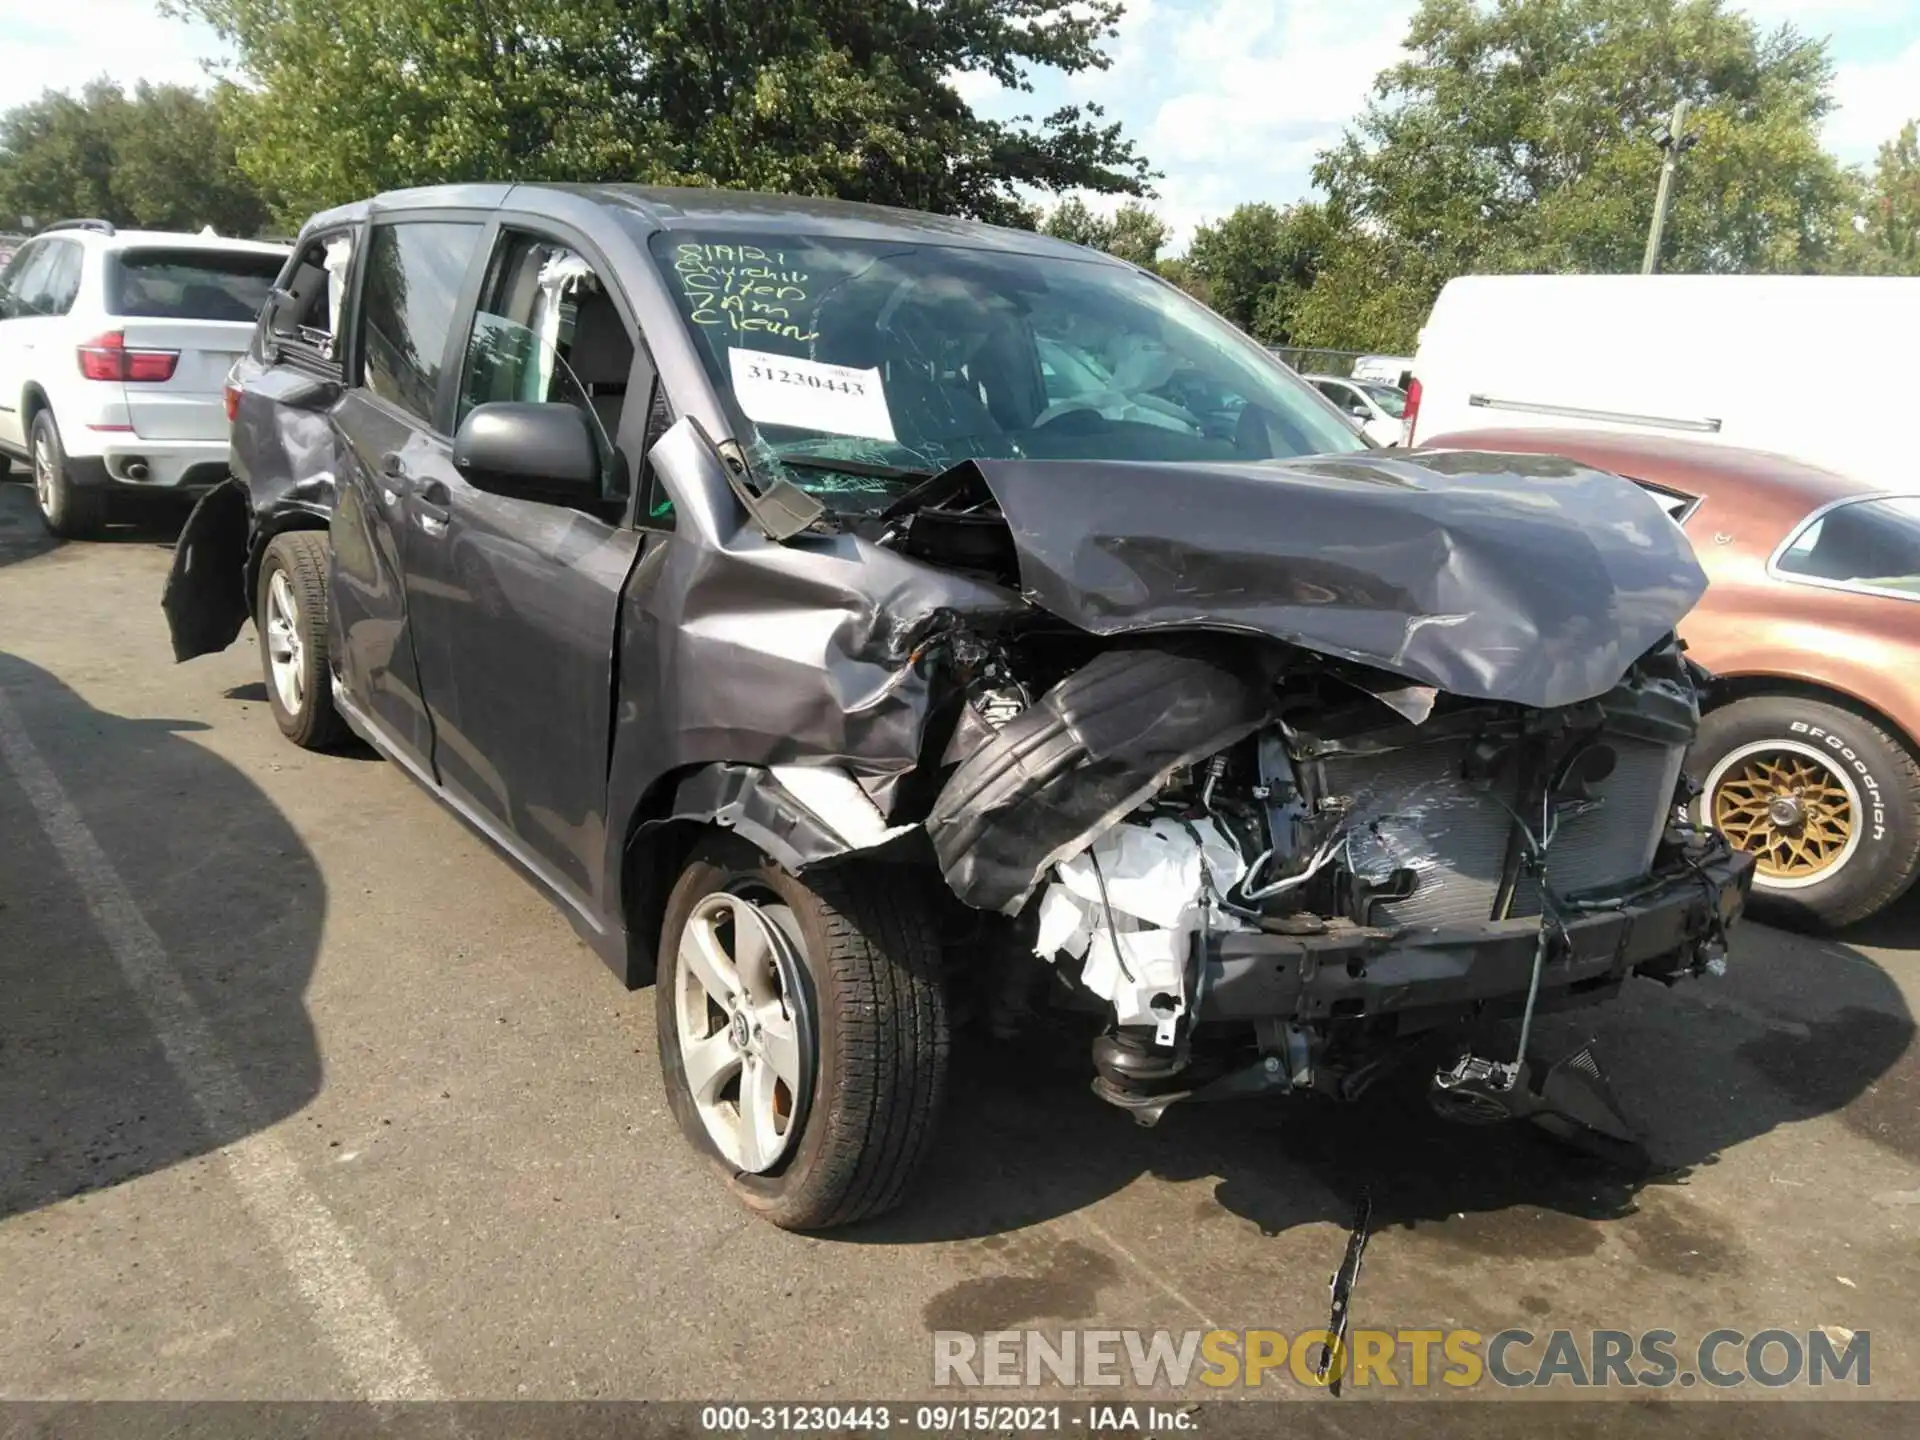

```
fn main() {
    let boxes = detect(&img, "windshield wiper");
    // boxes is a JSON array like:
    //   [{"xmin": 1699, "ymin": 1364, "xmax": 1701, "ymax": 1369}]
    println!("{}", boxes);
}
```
[{"xmin": 774, "ymin": 455, "xmax": 937, "ymax": 483}]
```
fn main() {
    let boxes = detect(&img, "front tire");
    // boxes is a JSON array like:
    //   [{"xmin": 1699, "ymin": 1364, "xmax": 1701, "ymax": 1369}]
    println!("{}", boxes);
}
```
[
  {"xmin": 256, "ymin": 531, "xmax": 349, "ymax": 750},
  {"xmin": 1692, "ymin": 695, "xmax": 1920, "ymax": 929},
  {"xmin": 656, "ymin": 837, "xmax": 949, "ymax": 1230},
  {"xmin": 31, "ymin": 410, "xmax": 106, "ymax": 539}
]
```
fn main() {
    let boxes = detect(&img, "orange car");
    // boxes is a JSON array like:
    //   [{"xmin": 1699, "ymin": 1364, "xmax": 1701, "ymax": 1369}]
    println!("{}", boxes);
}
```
[{"xmin": 1424, "ymin": 427, "xmax": 1920, "ymax": 929}]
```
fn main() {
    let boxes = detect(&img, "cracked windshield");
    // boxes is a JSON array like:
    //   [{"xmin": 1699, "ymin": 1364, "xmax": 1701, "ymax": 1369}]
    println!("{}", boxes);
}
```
[{"xmin": 651, "ymin": 233, "xmax": 1365, "ymax": 509}]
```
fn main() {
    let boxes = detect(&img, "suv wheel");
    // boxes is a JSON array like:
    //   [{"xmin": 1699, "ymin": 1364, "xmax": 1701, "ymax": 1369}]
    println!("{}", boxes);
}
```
[
  {"xmin": 31, "ymin": 410, "xmax": 106, "ymax": 539},
  {"xmin": 656, "ymin": 837, "xmax": 948, "ymax": 1230},
  {"xmin": 1693, "ymin": 696, "xmax": 1920, "ymax": 929},
  {"xmin": 257, "ymin": 531, "xmax": 349, "ymax": 750}
]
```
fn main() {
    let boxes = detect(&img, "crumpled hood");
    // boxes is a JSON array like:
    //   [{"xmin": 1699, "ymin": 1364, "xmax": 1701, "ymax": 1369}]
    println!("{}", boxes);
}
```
[{"xmin": 964, "ymin": 448, "xmax": 1708, "ymax": 710}]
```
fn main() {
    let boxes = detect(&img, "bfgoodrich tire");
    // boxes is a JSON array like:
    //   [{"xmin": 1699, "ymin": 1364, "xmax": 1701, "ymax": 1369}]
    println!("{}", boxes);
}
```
[
  {"xmin": 256, "ymin": 531, "xmax": 349, "ymax": 750},
  {"xmin": 655, "ymin": 836, "xmax": 949, "ymax": 1231},
  {"xmin": 1692, "ymin": 696, "xmax": 1920, "ymax": 930}
]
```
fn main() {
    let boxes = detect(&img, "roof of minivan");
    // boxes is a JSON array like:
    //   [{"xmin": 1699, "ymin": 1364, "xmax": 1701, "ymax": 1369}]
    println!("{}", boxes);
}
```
[{"xmin": 300, "ymin": 183, "xmax": 1114, "ymax": 262}]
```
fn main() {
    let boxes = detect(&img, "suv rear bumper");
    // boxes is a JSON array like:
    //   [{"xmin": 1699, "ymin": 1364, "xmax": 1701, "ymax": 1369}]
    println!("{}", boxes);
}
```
[
  {"xmin": 1201, "ymin": 844, "xmax": 1755, "ymax": 1023},
  {"xmin": 63, "ymin": 440, "xmax": 230, "ymax": 493}
]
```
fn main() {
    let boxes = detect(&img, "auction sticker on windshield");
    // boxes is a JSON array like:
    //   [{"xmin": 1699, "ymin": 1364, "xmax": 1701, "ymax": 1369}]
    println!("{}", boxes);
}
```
[{"xmin": 728, "ymin": 347, "xmax": 897, "ymax": 443}]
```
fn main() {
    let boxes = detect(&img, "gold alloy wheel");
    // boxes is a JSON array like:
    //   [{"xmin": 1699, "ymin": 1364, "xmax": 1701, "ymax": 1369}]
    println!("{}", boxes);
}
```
[{"xmin": 1711, "ymin": 748, "xmax": 1856, "ymax": 881}]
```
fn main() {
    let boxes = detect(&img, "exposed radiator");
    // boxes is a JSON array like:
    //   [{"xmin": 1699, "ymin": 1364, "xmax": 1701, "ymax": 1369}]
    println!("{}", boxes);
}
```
[{"xmin": 1321, "ymin": 734, "xmax": 1683, "ymax": 930}]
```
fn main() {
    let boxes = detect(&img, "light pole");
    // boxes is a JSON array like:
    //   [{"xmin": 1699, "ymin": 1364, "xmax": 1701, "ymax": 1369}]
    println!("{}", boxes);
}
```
[{"xmin": 1641, "ymin": 98, "xmax": 1698, "ymax": 275}]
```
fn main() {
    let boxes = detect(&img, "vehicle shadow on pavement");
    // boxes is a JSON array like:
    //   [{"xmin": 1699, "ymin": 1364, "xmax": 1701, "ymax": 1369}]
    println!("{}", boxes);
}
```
[
  {"xmin": 0, "ymin": 650, "xmax": 324, "ymax": 1221},
  {"xmin": 0, "ymin": 477, "xmax": 190, "ymax": 567},
  {"xmin": 853, "ymin": 899, "xmax": 1916, "ymax": 1253}
]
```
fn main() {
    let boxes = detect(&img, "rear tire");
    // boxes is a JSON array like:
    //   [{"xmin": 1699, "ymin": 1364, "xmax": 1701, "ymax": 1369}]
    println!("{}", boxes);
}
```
[
  {"xmin": 1692, "ymin": 696, "xmax": 1920, "ymax": 930},
  {"xmin": 256, "ymin": 531, "xmax": 349, "ymax": 750},
  {"xmin": 656, "ymin": 836, "xmax": 949, "ymax": 1230},
  {"xmin": 31, "ymin": 410, "xmax": 106, "ymax": 539}
]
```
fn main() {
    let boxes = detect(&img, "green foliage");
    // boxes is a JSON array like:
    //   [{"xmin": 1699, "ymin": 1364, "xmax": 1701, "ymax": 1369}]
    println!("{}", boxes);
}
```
[
  {"xmin": 1303, "ymin": 0, "xmax": 1858, "ymax": 350},
  {"xmin": 1039, "ymin": 196, "xmax": 1169, "ymax": 265},
  {"xmin": 1852, "ymin": 120, "xmax": 1920, "ymax": 274},
  {"xmin": 1183, "ymin": 201, "xmax": 1341, "ymax": 344},
  {"xmin": 174, "ymin": 0, "xmax": 1153, "ymax": 228},
  {"xmin": 0, "ymin": 80, "xmax": 270, "ymax": 235}
]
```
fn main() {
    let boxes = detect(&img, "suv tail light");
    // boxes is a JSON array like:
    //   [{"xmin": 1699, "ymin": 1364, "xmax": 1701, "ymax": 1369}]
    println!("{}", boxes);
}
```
[
  {"xmin": 1402, "ymin": 376, "xmax": 1422, "ymax": 445},
  {"xmin": 77, "ymin": 332, "xmax": 179, "ymax": 383},
  {"xmin": 224, "ymin": 382, "xmax": 242, "ymax": 422}
]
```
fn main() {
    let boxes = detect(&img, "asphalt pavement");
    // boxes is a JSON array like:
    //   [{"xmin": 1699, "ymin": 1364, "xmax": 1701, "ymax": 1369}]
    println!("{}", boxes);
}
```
[{"xmin": 2, "ymin": 476, "xmax": 1916, "ymax": 1415}]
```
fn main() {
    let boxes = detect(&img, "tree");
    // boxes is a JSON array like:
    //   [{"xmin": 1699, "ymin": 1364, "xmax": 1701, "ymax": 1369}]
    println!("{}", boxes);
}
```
[
  {"xmin": 1040, "ymin": 195, "xmax": 1109, "ymax": 249},
  {"xmin": 1183, "ymin": 201, "xmax": 1340, "ymax": 343},
  {"xmin": 1039, "ymin": 196, "xmax": 1168, "ymax": 266},
  {"xmin": 1859, "ymin": 119, "xmax": 1920, "ymax": 273},
  {"xmin": 0, "ymin": 80, "xmax": 269, "ymax": 235},
  {"xmin": 1309, "ymin": 0, "xmax": 1855, "ymax": 350},
  {"xmin": 1104, "ymin": 202, "xmax": 1168, "ymax": 267},
  {"xmin": 175, "ymin": 0, "xmax": 1154, "ymax": 228},
  {"xmin": 0, "ymin": 83, "xmax": 120, "ymax": 228}
]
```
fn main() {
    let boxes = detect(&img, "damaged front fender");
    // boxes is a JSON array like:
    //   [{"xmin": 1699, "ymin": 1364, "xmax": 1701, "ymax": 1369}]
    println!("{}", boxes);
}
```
[
  {"xmin": 637, "ymin": 762, "xmax": 922, "ymax": 878},
  {"xmin": 925, "ymin": 641, "xmax": 1276, "ymax": 914}
]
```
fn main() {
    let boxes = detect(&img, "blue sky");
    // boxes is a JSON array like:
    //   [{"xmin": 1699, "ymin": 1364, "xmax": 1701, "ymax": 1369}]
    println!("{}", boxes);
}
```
[{"xmin": 3, "ymin": 0, "xmax": 1917, "ymax": 249}]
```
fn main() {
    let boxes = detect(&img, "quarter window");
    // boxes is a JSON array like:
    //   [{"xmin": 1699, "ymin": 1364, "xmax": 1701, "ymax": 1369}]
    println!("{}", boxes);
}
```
[
  {"xmin": 270, "ymin": 230, "xmax": 355, "ymax": 365},
  {"xmin": 360, "ymin": 221, "xmax": 484, "ymax": 426},
  {"xmin": 1774, "ymin": 496, "xmax": 1920, "ymax": 598}
]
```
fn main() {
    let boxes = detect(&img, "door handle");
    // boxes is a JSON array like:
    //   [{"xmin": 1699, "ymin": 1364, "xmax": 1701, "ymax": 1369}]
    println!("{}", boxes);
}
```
[{"xmin": 413, "ymin": 477, "xmax": 452, "ymax": 538}]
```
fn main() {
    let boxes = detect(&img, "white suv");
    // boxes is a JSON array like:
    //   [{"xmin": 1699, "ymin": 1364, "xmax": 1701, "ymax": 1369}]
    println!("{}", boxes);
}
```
[{"xmin": 0, "ymin": 220, "xmax": 289, "ymax": 537}]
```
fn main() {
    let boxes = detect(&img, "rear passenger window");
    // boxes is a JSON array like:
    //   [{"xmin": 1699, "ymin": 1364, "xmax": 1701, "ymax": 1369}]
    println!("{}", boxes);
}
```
[
  {"xmin": 360, "ymin": 221, "xmax": 483, "ymax": 427},
  {"xmin": 39, "ymin": 241, "xmax": 82, "ymax": 316},
  {"xmin": 0, "ymin": 241, "xmax": 47, "ymax": 318}
]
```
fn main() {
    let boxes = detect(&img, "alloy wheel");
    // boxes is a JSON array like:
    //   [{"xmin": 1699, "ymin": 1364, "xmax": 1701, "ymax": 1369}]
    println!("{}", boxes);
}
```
[
  {"xmin": 1707, "ymin": 740, "xmax": 1861, "ymax": 888},
  {"xmin": 674, "ymin": 890, "xmax": 809, "ymax": 1173},
  {"xmin": 32, "ymin": 431, "xmax": 56, "ymax": 518},
  {"xmin": 264, "ymin": 569, "xmax": 306, "ymax": 716}
]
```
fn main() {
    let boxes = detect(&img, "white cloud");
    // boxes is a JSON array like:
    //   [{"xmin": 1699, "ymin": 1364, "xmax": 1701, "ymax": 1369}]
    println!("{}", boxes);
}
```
[
  {"xmin": 943, "ymin": 67, "xmax": 1007, "ymax": 106},
  {"xmin": 1824, "ymin": 38, "xmax": 1920, "ymax": 160},
  {"xmin": 0, "ymin": 2, "xmax": 227, "ymax": 112},
  {"xmin": 1139, "ymin": 1, "xmax": 1411, "ymax": 245},
  {"xmin": 1736, "ymin": 0, "xmax": 1909, "ymax": 21}
]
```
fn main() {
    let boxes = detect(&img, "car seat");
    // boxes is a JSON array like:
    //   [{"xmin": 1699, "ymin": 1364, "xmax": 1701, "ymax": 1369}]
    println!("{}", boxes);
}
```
[{"xmin": 564, "ymin": 293, "xmax": 634, "ymax": 444}]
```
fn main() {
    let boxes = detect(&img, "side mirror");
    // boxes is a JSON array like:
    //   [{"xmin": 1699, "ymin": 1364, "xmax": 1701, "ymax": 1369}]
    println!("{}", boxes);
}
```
[{"xmin": 452, "ymin": 401, "xmax": 600, "ymax": 506}]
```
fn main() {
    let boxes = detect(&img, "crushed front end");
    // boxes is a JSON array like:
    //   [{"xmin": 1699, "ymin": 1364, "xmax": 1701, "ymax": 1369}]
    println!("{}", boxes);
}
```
[{"xmin": 924, "ymin": 632, "xmax": 1752, "ymax": 1138}]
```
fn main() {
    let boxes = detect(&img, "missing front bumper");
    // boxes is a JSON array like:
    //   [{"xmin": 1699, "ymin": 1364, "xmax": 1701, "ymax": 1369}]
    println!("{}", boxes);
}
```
[{"xmin": 1200, "ymin": 844, "xmax": 1753, "ymax": 1024}]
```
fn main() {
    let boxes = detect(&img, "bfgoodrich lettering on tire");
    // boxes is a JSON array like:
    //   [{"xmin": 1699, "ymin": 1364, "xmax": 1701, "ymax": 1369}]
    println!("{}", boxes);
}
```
[
  {"xmin": 256, "ymin": 531, "xmax": 350, "ymax": 750},
  {"xmin": 1692, "ymin": 696, "xmax": 1920, "ymax": 929},
  {"xmin": 655, "ymin": 836, "xmax": 949, "ymax": 1231}
]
